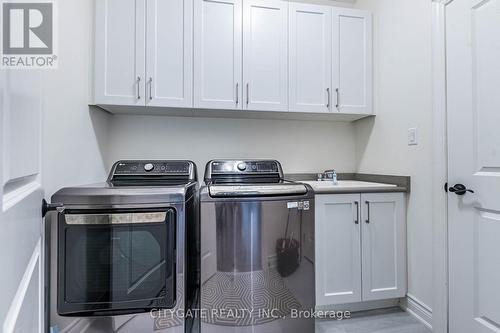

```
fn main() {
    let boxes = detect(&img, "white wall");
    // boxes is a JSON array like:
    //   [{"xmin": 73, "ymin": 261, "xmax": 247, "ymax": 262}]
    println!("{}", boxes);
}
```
[
  {"xmin": 39, "ymin": 0, "xmax": 434, "ymax": 328},
  {"xmin": 106, "ymin": 115, "xmax": 357, "ymax": 178},
  {"xmin": 104, "ymin": 0, "xmax": 435, "ymax": 314},
  {"xmin": 103, "ymin": 0, "xmax": 359, "ymax": 176},
  {"xmin": 353, "ymin": 0, "xmax": 434, "ymax": 311},
  {"xmin": 41, "ymin": 0, "xmax": 109, "ymax": 331},
  {"xmin": 42, "ymin": 1, "xmax": 109, "ymax": 197}
]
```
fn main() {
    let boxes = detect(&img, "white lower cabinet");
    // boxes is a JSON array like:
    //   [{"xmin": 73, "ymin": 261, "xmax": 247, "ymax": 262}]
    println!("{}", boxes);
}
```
[
  {"xmin": 315, "ymin": 192, "xmax": 406, "ymax": 306},
  {"xmin": 316, "ymin": 194, "xmax": 362, "ymax": 305}
]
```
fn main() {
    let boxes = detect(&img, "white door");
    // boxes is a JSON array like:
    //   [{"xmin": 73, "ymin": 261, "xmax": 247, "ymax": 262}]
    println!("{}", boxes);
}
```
[
  {"xmin": 243, "ymin": 0, "xmax": 288, "ymax": 111},
  {"xmin": 146, "ymin": 0, "xmax": 193, "ymax": 107},
  {"xmin": 288, "ymin": 3, "xmax": 332, "ymax": 113},
  {"xmin": 194, "ymin": 0, "xmax": 242, "ymax": 110},
  {"xmin": 447, "ymin": 0, "xmax": 500, "ymax": 332},
  {"xmin": 315, "ymin": 194, "xmax": 362, "ymax": 305},
  {"xmin": 94, "ymin": 0, "xmax": 146, "ymax": 106},
  {"xmin": 333, "ymin": 8, "xmax": 372, "ymax": 114},
  {"xmin": 361, "ymin": 193, "xmax": 406, "ymax": 301},
  {"xmin": 0, "ymin": 70, "xmax": 44, "ymax": 332}
]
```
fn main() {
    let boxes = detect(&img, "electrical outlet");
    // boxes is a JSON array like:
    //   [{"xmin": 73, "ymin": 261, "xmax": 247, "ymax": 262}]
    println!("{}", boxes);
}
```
[{"xmin": 408, "ymin": 128, "xmax": 418, "ymax": 146}]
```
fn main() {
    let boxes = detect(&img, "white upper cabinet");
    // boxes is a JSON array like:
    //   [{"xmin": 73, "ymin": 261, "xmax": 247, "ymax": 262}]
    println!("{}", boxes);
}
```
[
  {"xmin": 94, "ymin": 0, "xmax": 373, "ymax": 117},
  {"xmin": 361, "ymin": 193, "xmax": 406, "ymax": 301},
  {"xmin": 333, "ymin": 8, "xmax": 373, "ymax": 114},
  {"xmin": 194, "ymin": 0, "xmax": 242, "ymax": 110},
  {"xmin": 146, "ymin": 0, "xmax": 193, "ymax": 107},
  {"xmin": 95, "ymin": 0, "xmax": 146, "ymax": 106},
  {"xmin": 289, "ymin": 3, "xmax": 332, "ymax": 113},
  {"xmin": 243, "ymin": 0, "xmax": 288, "ymax": 111},
  {"xmin": 316, "ymin": 194, "xmax": 362, "ymax": 306}
]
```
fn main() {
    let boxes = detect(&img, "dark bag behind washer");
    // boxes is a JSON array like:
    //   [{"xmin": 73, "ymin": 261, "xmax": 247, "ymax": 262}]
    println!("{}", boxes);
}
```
[{"xmin": 276, "ymin": 208, "xmax": 302, "ymax": 277}]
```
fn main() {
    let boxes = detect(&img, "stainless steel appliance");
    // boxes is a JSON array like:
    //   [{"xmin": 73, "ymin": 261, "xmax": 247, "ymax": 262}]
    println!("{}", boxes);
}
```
[
  {"xmin": 200, "ymin": 160, "xmax": 315, "ymax": 333},
  {"xmin": 45, "ymin": 160, "xmax": 200, "ymax": 333}
]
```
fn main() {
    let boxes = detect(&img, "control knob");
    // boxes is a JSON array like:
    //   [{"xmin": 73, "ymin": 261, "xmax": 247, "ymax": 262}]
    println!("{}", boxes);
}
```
[
  {"xmin": 237, "ymin": 163, "xmax": 247, "ymax": 171},
  {"xmin": 144, "ymin": 163, "xmax": 154, "ymax": 172}
]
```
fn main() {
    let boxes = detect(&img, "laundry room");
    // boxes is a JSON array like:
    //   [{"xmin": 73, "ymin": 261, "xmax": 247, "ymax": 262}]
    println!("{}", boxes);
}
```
[{"xmin": 1, "ymin": 0, "xmax": 494, "ymax": 332}]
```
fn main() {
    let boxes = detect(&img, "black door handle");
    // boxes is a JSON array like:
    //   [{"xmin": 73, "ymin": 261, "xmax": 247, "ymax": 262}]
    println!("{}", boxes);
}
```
[
  {"xmin": 365, "ymin": 201, "xmax": 370, "ymax": 223},
  {"xmin": 448, "ymin": 184, "xmax": 474, "ymax": 196},
  {"xmin": 41, "ymin": 199, "xmax": 64, "ymax": 218}
]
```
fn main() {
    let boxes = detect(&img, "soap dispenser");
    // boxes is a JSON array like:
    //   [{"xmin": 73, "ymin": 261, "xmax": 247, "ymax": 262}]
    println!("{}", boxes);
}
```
[{"xmin": 323, "ymin": 170, "xmax": 338, "ymax": 185}]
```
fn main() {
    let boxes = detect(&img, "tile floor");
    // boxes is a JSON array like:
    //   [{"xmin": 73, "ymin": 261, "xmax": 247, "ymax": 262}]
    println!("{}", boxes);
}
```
[
  {"xmin": 316, "ymin": 308, "xmax": 432, "ymax": 333},
  {"xmin": 85, "ymin": 307, "xmax": 431, "ymax": 333}
]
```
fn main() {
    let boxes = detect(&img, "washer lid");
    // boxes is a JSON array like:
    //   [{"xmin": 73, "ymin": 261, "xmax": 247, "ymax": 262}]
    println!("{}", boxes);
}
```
[{"xmin": 208, "ymin": 184, "xmax": 308, "ymax": 198}]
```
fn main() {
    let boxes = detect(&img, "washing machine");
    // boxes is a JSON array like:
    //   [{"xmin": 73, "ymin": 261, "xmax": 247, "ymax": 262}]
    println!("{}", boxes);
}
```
[
  {"xmin": 44, "ymin": 160, "xmax": 200, "ymax": 333},
  {"xmin": 200, "ymin": 160, "xmax": 315, "ymax": 333}
]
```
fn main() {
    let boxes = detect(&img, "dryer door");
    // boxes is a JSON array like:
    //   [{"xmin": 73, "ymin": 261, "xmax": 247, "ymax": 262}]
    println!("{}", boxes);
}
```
[{"xmin": 57, "ymin": 208, "xmax": 176, "ymax": 316}]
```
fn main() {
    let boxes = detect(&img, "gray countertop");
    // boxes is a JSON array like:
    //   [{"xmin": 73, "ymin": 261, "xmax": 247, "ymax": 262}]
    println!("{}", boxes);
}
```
[{"xmin": 285, "ymin": 173, "xmax": 410, "ymax": 194}]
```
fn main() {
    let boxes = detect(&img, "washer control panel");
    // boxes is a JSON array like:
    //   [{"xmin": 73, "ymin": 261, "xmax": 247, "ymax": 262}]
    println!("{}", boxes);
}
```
[
  {"xmin": 211, "ymin": 160, "xmax": 279, "ymax": 174},
  {"xmin": 205, "ymin": 160, "xmax": 284, "ymax": 182}
]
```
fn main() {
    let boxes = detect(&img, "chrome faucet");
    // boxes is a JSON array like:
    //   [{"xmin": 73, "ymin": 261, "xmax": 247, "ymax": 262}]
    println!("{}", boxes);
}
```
[{"xmin": 318, "ymin": 169, "xmax": 338, "ymax": 184}]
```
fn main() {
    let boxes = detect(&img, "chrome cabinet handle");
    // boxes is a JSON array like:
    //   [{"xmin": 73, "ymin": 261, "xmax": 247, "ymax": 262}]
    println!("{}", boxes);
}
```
[
  {"xmin": 326, "ymin": 88, "xmax": 330, "ymax": 109},
  {"xmin": 137, "ymin": 76, "xmax": 141, "ymax": 100},
  {"xmin": 149, "ymin": 77, "xmax": 153, "ymax": 100},
  {"xmin": 354, "ymin": 201, "xmax": 359, "ymax": 224},
  {"xmin": 365, "ymin": 201, "xmax": 370, "ymax": 224},
  {"xmin": 236, "ymin": 83, "xmax": 239, "ymax": 105},
  {"xmin": 246, "ymin": 83, "xmax": 249, "ymax": 105},
  {"xmin": 335, "ymin": 88, "xmax": 339, "ymax": 109}
]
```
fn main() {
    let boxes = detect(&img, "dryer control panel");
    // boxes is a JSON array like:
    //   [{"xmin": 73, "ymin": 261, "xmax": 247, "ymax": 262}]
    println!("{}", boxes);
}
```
[
  {"xmin": 114, "ymin": 161, "xmax": 191, "ymax": 175},
  {"xmin": 108, "ymin": 160, "xmax": 197, "ymax": 183}
]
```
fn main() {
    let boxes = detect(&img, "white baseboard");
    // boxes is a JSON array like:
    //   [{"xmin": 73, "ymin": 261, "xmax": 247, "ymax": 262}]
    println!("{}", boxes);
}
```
[
  {"xmin": 317, "ymin": 298, "xmax": 401, "ymax": 313},
  {"xmin": 401, "ymin": 294, "xmax": 433, "ymax": 330}
]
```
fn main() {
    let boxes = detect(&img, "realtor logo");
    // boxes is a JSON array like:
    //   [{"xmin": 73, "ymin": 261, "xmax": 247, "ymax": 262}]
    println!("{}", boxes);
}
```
[{"xmin": 1, "ymin": 0, "xmax": 57, "ymax": 69}]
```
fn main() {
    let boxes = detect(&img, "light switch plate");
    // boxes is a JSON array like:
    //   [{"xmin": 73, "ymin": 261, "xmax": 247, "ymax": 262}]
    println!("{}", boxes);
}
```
[{"xmin": 408, "ymin": 128, "xmax": 418, "ymax": 146}]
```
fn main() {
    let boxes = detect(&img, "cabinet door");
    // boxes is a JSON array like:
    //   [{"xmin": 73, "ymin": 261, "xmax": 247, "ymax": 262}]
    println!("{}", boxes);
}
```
[
  {"xmin": 243, "ymin": 0, "xmax": 288, "ymax": 111},
  {"xmin": 194, "ymin": 0, "xmax": 242, "ymax": 110},
  {"xmin": 361, "ymin": 193, "xmax": 406, "ymax": 301},
  {"xmin": 146, "ymin": 0, "xmax": 193, "ymax": 107},
  {"xmin": 333, "ymin": 8, "xmax": 372, "ymax": 114},
  {"xmin": 95, "ymin": 0, "xmax": 146, "ymax": 106},
  {"xmin": 289, "ymin": 3, "xmax": 332, "ymax": 113},
  {"xmin": 315, "ymin": 194, "xmax": 362, "ymax": 306}
]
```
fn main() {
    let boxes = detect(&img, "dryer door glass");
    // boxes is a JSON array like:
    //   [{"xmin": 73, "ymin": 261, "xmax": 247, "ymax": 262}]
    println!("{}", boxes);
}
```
[{"xmin": 58, "ymin": 208, "xmax": 176, "ymax": 315}]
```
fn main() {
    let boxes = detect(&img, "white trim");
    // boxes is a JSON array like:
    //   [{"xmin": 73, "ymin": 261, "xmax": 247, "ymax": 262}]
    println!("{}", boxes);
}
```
[
  {"xmin": 401, "ymin": 294, "xmax": 433, "ymax": 329},
  {"xmin": 2, "ymin": 178, "xmax": 41, "ymax": 212},
  {"xmin": 3, "ymin": 240, "xmax": 41, "ymax": 333},
  {"xmin": 316, "ymin": 298, "xmax": 401, "ymax": 312},
  {"xmin": 431, "ymin": 1, "xmax": 450, "ymax": 333},
  {"xmin": 39, "ymin": 240, "xmax": 43, "ymax": 333}
]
